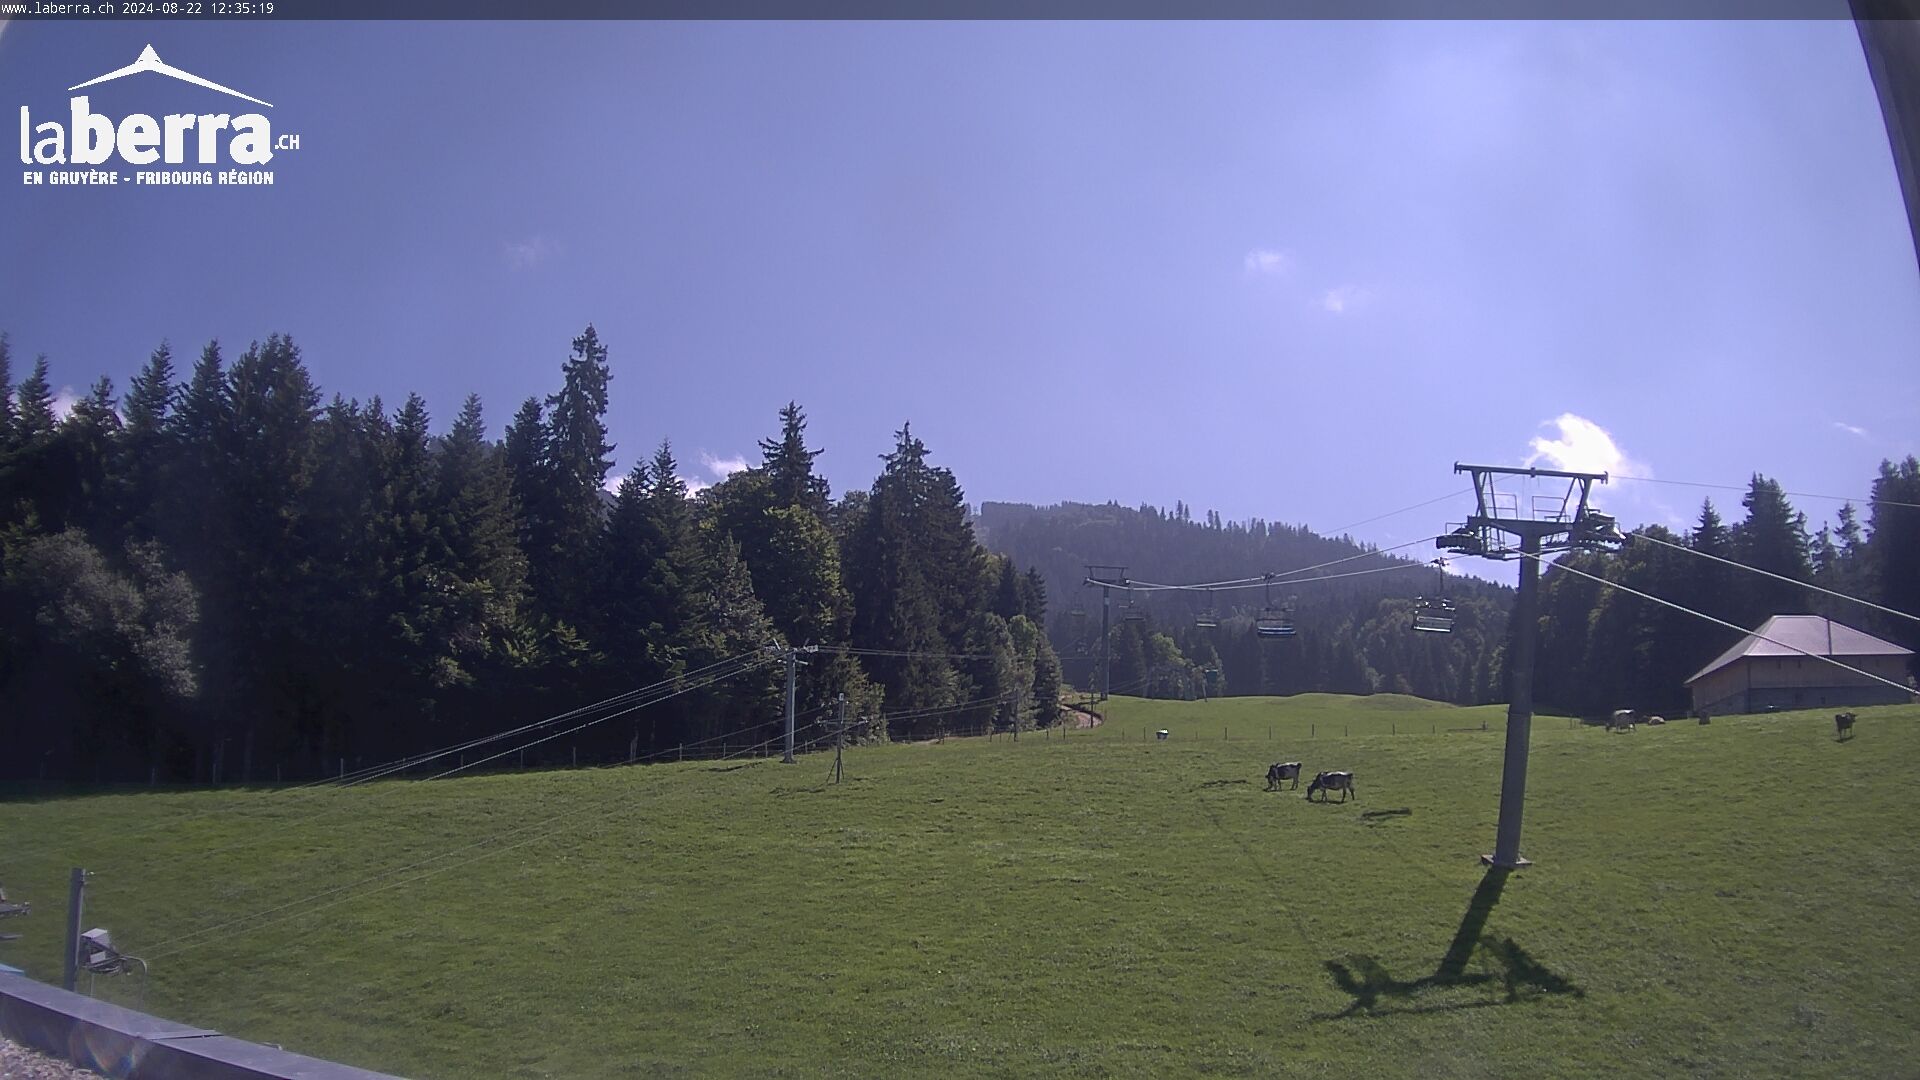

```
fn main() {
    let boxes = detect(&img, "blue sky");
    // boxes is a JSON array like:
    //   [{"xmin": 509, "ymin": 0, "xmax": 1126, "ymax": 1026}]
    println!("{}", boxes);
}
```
[{"xmin": 3, "ymin": 20, "xmax": 1915, "ymax": 583}]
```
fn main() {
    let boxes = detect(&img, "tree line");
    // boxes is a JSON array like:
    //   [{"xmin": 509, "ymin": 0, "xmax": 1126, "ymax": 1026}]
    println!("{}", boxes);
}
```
[
  {"xmin": 1532, "ymin": 468, "xmax": 1920, "ymax": 718},
  {"xmin": 976, "ymin": 501, "xmax": 1514, "ymax": 704},
  {"xmin": 0, "ymin": 328, "xmax": 1061, "ymax": 782}
]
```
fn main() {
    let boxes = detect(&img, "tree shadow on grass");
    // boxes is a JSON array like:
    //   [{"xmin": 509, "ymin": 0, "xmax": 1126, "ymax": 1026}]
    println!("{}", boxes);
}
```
[{"xmin": 1319, "ymin": 867, "xmax": 1585, "ymax": 1020}]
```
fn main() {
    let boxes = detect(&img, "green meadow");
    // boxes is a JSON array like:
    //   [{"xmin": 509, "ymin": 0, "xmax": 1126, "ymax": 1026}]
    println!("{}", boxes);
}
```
[{"xmin": 3, "ymin": 695, "xmax": 1916, "ymax": 1078}]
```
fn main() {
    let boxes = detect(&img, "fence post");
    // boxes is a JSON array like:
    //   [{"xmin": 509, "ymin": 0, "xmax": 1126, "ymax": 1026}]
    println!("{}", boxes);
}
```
[{"xmin": 63, "ymin": 868, "xmax": 85, "ymax": 992}]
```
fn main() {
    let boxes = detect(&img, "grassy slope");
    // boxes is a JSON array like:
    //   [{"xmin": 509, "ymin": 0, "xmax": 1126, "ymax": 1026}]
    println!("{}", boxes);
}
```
[{"xmin": 3, "ymin": 696, "xmax": 1916, "ymax": 1078}]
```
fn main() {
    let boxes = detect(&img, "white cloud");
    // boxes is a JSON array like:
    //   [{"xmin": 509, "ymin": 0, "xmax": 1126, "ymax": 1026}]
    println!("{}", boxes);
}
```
[
  {"xmin": 603, "ymin": 465, "xmax": 712, "ymax": 496},
  {"xmin": 50, "ymin": 386, "xmax": 78, "ymax": 421},
  {"xmin": 700, "ymin": 452, "xmax": 748, "ymax": 480},
  {"xmin": 1525, "ymin": 413, "xmax": 1648, "ymax": 478},
  {"xmin": 1833, "ymin": 421, "xmax": 1869, "ymax": 439},
  {"xmin": 1243, "ymin": 248, "xmax": 1293, "ymax": 275},
  {"xmin": 1319, "ymin": 285, "xmax": 1370, "ymax": 315},
  {"xmin": 504, "ymin": 235, "xmax": 557, "ymax": 269}
]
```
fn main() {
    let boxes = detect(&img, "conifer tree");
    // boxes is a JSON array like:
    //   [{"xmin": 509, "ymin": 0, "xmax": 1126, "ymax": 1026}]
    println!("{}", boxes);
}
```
[
  {"xmin": 114, "ymin": 343, "xmax": 177, "ymax": 541},
  {"xmin": 0, "ymin": 333, "xmax": 15, "ymax": 449},
  {"xmin": 1731, "ymin": 474, "xmax": 1812, "ymax": 626},
  {"xmin": 434, "ymin": 394, "xmax": 531, "ymax": 675},
  {"xmin": 14, "ymin": 356, "xmax": 56, "ymax": 447},
  {"xmin": 758, "ymin": 400, "xmax": 829, "ymax": 515},
  {"xmin": 535, "ymin": 326, "xmax": 615, "ymax": 627},
  {"xmin": 1867, "ymin": 457, "xmax": 1920, "ymax": 657}
]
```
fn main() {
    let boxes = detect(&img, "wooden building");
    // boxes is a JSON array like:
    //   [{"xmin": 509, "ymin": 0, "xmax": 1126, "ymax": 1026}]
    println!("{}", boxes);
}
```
[{"xmin": 1686, "ymin": 615, "xmax": 1913, "ymax": 716}]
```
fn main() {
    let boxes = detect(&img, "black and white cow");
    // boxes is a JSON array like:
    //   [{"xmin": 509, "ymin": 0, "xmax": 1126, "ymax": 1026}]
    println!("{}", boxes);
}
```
[
  {"xmin": 1265, "ymin": 761, "xmax": 1303, "ymax": 791},
  {"xmin": 1306, "ymin": 771, "xmax": 1356, "ymax": 803},
  {"xmin": 1835, "ymin": 712, "xmax": 1858, "ymax": 739}
]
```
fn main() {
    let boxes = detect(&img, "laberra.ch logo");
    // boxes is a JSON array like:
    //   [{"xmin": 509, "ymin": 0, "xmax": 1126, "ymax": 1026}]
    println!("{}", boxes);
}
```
[{"xmin": 18, "ymin": 44, "xmax": 299, "ymax": 187}]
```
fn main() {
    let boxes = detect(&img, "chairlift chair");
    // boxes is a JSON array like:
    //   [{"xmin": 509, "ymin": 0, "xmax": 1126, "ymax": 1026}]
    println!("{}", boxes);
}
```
[
  {"xmin": 1570, "ymin": 508, "xmax": 1626, "ymax": 550},
  {"xmin": 1272, "ymin": 598, "xmax": 1298, "ymax": 638},
  {"xmin": 1436, "ymin": 525, "xmax": 1486, "ymax": 557},
  {"xmin": 1255, "ymin": 577, "xmax": 1295, "ymax": 638},
  {"xmin": 1410, "ymin": 558, "xmax": 1457, "ymax": 633},
  {"xmin": 1194, "ymin": 589, "xmax": 1219, "ymax": 629},
  {"xmin": 1122, "ymin": 597, "xmax": 1147, "ymax": 622},
  {"xmin": 1412, "ymin": 598, "xmax": 1457, "ymax": 633}
]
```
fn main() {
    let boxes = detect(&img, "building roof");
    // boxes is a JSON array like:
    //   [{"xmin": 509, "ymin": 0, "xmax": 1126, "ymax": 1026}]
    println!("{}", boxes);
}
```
[{"xmin": 1686, "ymin": 615, "xmax": 1914, "ymax": 686}]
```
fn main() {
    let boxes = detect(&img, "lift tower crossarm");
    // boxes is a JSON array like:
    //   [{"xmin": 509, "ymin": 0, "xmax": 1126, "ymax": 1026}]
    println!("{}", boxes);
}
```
[{"xmin": 1453, "ymin": 462, "xmax": 1611, "ymax": 483}]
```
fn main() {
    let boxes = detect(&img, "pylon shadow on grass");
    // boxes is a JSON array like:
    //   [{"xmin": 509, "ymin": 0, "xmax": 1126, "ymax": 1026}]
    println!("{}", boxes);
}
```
[{"xmin": 1319, "ymin": 867, "xmax": 1584, "ymax": 1020}]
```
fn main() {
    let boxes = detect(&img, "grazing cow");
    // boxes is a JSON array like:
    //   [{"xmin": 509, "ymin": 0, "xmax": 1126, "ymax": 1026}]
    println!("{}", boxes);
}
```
[
  {"xmin": 1306, "ymin": 771, "xmax": 1356, "ymax": 803},
  {"xmin": 1607, "ymin": 710, "xmax": 1637, "ymax": 733},
  {"xmin": 1266, "ymin": 761, "xmax": 1303, "ymax": 791},
  {"xmin": 1835, "ymin": 712, "xmax": 1857, "ymax": 739}
]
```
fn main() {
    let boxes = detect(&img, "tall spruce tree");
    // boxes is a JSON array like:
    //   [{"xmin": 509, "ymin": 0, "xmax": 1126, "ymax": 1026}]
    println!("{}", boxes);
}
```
[
  {"xmin": 114, "ymin": 343, "xmax": 177, "ymax": 541},
  {"xmin": 847, "ymin": 424, "xmax": 987, "ymax": 721},
  {"xmin": 56, "ymin": 377, "xmax": 122, "ymax": 537},
  {"xmin": 434, "ymin": 394, "xmax": 531, "ymax": 676},
  {"xmin": 14, "ymin": 357, "xmax": 55, "ymax": 446},
  {"xmin": 759, "ymin": 400, "xmax": 830, "ymax": 515},
  {"xmin": 1867, "ymin": 457, "xmax": 1920, "ymax": 659},
  {"xmin": 533, "ymin": 326, "xmax": 615, "ymax": 628},
  {"xmin": 1730, "ymin": 474, "xmax": 1812, "ymax": 627},
  {"xmin": 0, "ymin": 333, "xmax": 15, "ymax": 449}
]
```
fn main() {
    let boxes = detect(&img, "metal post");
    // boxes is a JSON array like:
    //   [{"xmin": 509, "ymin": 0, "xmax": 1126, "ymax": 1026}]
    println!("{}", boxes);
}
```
[
  {"xmin": 1489, "ymin": 531, "xmax": 1541, "ymax": 869},
  {"xmin": 783, "ymin": 649, "xmax": 797, "ymax": 764},
  {"xmin": 63, "ymin": 868, "xmax": 85, "ymax": 992},
  {"xmin": 834, "ymin": 694, "xmax": 846, "ymax": 784},
  {"xmin": 1099, "ymin": 587, "xmax": 1112, "ymax": 702}
]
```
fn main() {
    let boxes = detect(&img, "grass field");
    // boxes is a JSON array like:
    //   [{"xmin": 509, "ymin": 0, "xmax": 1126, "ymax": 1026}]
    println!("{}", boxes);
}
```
[{"xmin": 3, "ymin": 694, "xmax": 1917, "ymax": 1078}]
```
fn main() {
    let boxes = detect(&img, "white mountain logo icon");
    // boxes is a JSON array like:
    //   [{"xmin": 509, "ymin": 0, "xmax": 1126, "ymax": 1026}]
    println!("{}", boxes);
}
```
[{"xmin": 69, "ymin": 44, "xmax": 273, "ymax": 109}]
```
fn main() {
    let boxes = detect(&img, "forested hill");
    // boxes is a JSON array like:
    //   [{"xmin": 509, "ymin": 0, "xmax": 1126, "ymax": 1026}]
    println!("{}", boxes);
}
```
[{"xmin": 975, "ymin": 501, "xmax": 1513, "ymax": 705}]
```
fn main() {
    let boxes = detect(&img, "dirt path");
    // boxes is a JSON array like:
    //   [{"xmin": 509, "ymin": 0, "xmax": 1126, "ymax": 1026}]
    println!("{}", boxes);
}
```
[{"xmin": 1063, "ymin": 703, "xmax": 1103, "ymax": 729}]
